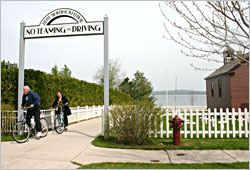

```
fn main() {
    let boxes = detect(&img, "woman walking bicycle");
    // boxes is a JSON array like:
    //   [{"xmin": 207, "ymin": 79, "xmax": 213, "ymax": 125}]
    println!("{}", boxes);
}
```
[{"xmin": 52, "ymin": 91, "xmax": 71, "ymax": 130}]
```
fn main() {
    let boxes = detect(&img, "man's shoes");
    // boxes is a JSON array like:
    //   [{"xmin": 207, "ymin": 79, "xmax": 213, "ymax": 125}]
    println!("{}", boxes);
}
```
[
  {"xmin": 36, "ymin": 131, "xmax": 42, "ymax": 137},
  {"xmin": 65, "ymin": 127, "xmax": 68, "ymax": 131}
]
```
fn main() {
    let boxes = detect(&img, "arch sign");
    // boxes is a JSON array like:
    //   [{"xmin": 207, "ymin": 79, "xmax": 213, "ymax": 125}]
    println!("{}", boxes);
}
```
[
  {"xmin": 24, "ymin": 8, "xmax": 104, "ymax": 39},
  {"xmin": 18, "ymin": 8, "xmax": 109, "ymax": 136}
]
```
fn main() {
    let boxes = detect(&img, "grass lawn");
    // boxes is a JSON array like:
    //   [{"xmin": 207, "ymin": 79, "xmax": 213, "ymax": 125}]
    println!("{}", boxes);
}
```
[
  {"xmin": 76, "ymin": 162, "xmax": 249, "ymax": 169},
  {"xmin": 1, "ymin": 134, "xmax": 13, "ymax": 142},
  {"xmin": 1, "ymin": 133, "xmax": 34, "ymax": 142},
  {"xmin": 92, "ymin": 135, "xmax": 249, "ymax": 150}
]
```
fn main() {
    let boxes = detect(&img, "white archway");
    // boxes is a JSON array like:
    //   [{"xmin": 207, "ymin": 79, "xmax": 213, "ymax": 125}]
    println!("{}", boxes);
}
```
[{"xmin": 18, "ymin": 8, "xmax": 109, "ymax": 137}]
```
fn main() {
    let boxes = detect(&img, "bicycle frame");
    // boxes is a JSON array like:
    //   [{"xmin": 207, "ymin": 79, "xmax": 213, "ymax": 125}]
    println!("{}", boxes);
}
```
[
  {"xmin": 55, "ymin": 104, "xmax": 65, "ymax": 126},
  {"xmin": 22, "ymin": 107, "xmax": 35, "ymax": 129},
  {"xmin": 12, "ymin": 107, "xmax": 49, "ymax": 143}
]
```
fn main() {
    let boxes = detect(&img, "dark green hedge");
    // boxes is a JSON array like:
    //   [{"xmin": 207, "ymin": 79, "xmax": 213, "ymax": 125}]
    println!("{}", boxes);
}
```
[{"xmin": 1, "ymin": 68, "xmax": 131, "ymax": 109}]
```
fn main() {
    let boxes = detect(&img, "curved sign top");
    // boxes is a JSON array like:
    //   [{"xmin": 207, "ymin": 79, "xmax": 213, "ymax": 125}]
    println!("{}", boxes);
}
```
[
  {"xmin": 24, "ymin": 8, "xmax": 104, "ymax": 39},
  {"xmin": 40, "ymin": 8, "xmax": 87, "ymax": 26}
]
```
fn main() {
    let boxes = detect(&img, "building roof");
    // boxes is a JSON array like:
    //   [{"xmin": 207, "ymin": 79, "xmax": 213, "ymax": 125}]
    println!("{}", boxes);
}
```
[{"xmin": 205, "ymin": 53, "xmax": 249, "ymax": 80}]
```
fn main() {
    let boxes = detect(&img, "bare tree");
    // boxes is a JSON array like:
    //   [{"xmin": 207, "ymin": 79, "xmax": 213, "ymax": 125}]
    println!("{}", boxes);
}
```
[
  {"xmin": 159, "ymin": 1, "xmax": 249, "ymax": 70},
  {"xmin": 93, "ymin": 58, "xmax": 126, "ymax": 89}
]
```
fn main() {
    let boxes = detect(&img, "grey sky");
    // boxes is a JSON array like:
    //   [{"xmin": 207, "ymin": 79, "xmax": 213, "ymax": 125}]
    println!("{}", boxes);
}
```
[{"xmin": 1, "ymin": 1, "xmax": 222, "ymax": 91}]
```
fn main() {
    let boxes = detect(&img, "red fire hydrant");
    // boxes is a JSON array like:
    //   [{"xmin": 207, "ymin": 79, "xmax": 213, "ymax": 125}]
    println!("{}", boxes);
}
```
[{"xmin": 169, "ymin": 115, "xmax": 184, "ymax": 146}]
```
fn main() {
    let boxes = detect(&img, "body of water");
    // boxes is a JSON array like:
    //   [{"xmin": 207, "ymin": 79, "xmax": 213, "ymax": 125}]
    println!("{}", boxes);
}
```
[{"xmin": 154, "ymin": 95, "xmax": 207, "ymax": 106}]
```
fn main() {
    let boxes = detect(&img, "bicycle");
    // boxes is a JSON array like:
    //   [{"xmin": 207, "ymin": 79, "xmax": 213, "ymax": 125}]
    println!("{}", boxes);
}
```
[
  {"xmin": 11, "ymin": 106, "xmax": 49, "ymax": 143},
  {"xmin": 53, "ymin": 103, "xmax": 67, "ymax": 134}
]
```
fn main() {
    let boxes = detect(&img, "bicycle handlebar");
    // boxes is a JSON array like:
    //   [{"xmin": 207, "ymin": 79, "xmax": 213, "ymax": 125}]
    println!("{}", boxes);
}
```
[
  {"xmin": 53, "ymin": 103, "xmax": 68, "ymax": 109},
  {"xmin": 58, "ymin": 103, "xmax": 68, "ymax": 107},
  {"xmin": 22, "ymin": 106, "xmax": 31, "ymax": 110}
]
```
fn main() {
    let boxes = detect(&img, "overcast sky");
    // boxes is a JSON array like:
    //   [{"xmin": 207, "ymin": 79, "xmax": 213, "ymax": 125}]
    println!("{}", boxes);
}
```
[{"xmin": 1, "ymin": 1, "xmax": 222, "ymax": 91}]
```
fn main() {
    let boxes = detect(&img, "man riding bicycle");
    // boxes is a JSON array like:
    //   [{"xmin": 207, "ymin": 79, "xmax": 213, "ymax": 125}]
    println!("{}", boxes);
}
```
[{"xmin": 21, "ymin": 86, "xmax": 42, "ymax": 137}]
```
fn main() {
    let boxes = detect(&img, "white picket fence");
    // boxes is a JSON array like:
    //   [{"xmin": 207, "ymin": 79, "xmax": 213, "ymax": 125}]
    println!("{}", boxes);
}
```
[
  {"xmin": 150, "ymin": 108, "xmax": 249, "ymax": 138},
  {"xmin": 1, "ymin": 105, "xmax": 104, "ymax": 133},
  {"xmin": 2, "ymin": 106, "xmax": 249, "ymax": 138}
]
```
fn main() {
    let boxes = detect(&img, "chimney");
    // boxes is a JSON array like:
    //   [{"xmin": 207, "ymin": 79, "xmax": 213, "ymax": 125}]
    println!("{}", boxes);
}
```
[{"xmin": 223, "ymin": 46, "xmax": 235, "ymax": 64}]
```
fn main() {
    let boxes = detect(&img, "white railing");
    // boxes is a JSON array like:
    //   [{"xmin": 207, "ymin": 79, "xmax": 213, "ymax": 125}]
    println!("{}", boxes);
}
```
[
  {"xmin": 150, "ymin": 108, "xmax": 249, "ymax": 138},
  {"xmin": 1, "ymin": 105, "xmax": 104, "ymax": 133}
]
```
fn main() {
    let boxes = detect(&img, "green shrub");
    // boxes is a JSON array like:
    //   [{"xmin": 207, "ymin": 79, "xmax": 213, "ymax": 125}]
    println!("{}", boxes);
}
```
[
  {"xmin": 1, "ymin": 103, "xmax": 15, "ymax": 111},
  {"xmin": 1, "ymin": 68, "xmax": 131, "ymax": 109},
  {"xmin": 109, "ymin": 101, "xmax": 165, "ymax": 145}
]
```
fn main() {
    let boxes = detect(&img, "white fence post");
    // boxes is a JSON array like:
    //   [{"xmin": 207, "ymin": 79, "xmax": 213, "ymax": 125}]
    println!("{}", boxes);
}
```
[
  {"xmin": 166, "ymin": 109, "xmax": 169, "ymax": 138},
  {"xmin": 98, "ymin": 105, "xmax": 101, "ymax": 117},
  {"xmin": 86, "ymin": 106, "xmax": 89, "ymax": 120},
  {"xmin": 184, "ymin": 109, "xmax": 187, "ymax": 138},
  {"xmin": 238, "ymin": 108, "xmax": 242, "ymax": 138},
  {"xmin": 77, "ymin": 106, "xmax": 80, "ymax": 122},
  {"xmin": 154, "ymin": 116, "xmax": 157, "ymax": 138},
  {"xmin": 190, "ymin": 109, "xmax": 193, "ymax": 138},
  {"xmin": 232, "ymin": 108, "xmax": 236, "ymax": 138},
  {"xmin": 220, "ymin": 108, "xmax": 223, "ymax": 138},
  {"xmin": 196, "ymin": 108, "xmax": 199, "ymax": 138},
  {"xmin": 160, "ymin": 115, "xmax": 163, "ymax": 138},
  {"xmin": 202, "ymin": 108, "xmax": 205, "ymax": 138},
  {"xmin": 226, "ymin": 108, "xmax": 230, "ymax": 138},
  {"xmin": 208, "ymin": 109, "xmax": 211, "ymax": 138},
  {"xmin": 214, "ymin": 108, "xmax": 217, "ymax": 138},
  {"xmin": 51, "ymin": 109, "xmax": 54, "ymax": 129},
  {"xmin": 244, "ymin": 108, "xmax": 248, "ymax": 138}
]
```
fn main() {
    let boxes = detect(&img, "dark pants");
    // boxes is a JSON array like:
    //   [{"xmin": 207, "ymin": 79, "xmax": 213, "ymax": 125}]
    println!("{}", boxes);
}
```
[
  {"xmin": 55, "ymin": 109, "xmax": 68, "ymax": 127},
  {"xmin": 26, "ymin": 106, "xmax": 42, "ymax": 132}
]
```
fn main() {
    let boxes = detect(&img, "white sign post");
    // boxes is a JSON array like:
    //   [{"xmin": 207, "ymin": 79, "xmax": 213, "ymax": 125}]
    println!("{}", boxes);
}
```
[
  {"xmin": 103, "ymin": 16, "xmax": 109, "ymax": 139},
  {"xmin": 18, "ymin": 8, "xmax": 109, "ymax": 137},
  {"xmin": 18, "ymin": 21, "xmax": 26, "ymax": 122}
]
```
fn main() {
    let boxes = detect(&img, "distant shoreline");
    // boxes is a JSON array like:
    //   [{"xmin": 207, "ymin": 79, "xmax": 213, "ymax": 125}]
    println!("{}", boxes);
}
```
[{"xmin": 152, "ymin": 90, "xmax": 206, "ymax": 96}]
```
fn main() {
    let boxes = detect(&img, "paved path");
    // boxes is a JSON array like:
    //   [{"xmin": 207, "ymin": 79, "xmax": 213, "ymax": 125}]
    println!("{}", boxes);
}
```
[{"xmin": 1, "ymin": 117, "xmax": 249, "ymax": 169}]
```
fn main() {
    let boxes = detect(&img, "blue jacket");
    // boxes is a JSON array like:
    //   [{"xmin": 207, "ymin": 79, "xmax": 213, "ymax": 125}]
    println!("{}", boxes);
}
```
[{"xmin": 21, "ymin": 90, "xmax": 40, "ymax": 108}]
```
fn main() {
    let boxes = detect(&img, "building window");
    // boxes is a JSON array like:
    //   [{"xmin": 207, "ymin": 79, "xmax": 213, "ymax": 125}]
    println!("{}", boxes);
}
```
[
  {"xmin": 211, "ymin": 81, "xmax": 214, "ymax": 97},
  {"xmin": 218, "ymin": 79, "xmax": 222, "ymax": 97}
]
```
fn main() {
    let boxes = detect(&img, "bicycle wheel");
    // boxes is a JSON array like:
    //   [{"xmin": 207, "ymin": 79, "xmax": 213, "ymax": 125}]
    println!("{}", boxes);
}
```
[
  {"xmin": 54, "ymin": 115, "xmax": 64, "ymax": 134},
  {"xmin": 40, "ymin": 118, "xmax": 49, "ymax": 138},
  {"xmin": 12, "ymin": 121, "xmax": 30, "ymax": 143}
]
